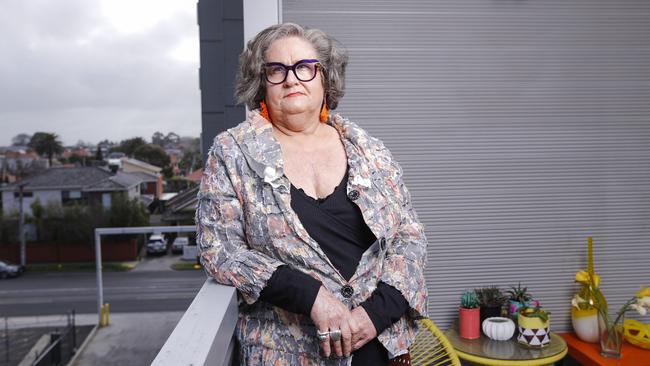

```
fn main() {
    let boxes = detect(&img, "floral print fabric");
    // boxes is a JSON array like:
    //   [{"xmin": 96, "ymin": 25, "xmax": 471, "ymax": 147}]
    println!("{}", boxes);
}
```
[{"xmin": 196, "ymin": 110, "xmax": 428, "ymax": 365}]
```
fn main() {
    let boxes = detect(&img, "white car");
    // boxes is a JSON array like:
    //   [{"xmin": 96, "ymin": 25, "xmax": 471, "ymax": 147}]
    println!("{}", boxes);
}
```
[
  {"xmin": 147, "ymin": 234, "xmax": 168, "ymax": 255},
  {"xmin": 171, "ymin": 237, "xmax": 189, "ymax": 254}
]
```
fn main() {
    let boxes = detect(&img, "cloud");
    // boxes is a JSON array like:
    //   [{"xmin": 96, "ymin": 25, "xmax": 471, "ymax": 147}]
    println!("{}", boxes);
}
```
[{"xmin": 0, "ymin": 0, "xmax": 200, "ymax": 145}]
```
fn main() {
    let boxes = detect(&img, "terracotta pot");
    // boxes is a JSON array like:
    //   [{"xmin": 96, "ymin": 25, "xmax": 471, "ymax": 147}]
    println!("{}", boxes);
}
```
[{"xmin": 459, "ymin": 307, "xmax": 480, "ymax": 339}]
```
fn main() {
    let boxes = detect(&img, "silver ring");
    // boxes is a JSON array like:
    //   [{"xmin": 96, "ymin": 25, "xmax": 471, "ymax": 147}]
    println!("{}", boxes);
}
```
[
  {"xmin": 329, "ymin": 329, "xmax": 342, "ymax": 342},
  {"xmin": 317, "ymin": 330, "xmax": 329, "ymax": 342}
]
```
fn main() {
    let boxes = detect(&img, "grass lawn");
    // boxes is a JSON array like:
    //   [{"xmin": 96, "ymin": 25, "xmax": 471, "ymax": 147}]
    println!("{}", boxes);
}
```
[{"xmin": 171, "ymin": 261, "xmax": 203, "ymax": 271}]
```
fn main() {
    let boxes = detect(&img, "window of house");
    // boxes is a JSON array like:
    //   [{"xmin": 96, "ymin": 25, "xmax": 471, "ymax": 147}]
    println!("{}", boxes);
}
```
[
  {"xmin": 62, "ymin": 190, "xmax": 85, "ymax": 205},
  {"xmin": 13, "ymin": 191, "xmax": 33, "ymax": 198}
]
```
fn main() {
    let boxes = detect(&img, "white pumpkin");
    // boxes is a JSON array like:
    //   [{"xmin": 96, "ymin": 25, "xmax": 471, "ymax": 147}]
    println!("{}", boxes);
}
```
[{"xmin": 482, "ymin": 317, "xmax": 516, "ymax": 341}]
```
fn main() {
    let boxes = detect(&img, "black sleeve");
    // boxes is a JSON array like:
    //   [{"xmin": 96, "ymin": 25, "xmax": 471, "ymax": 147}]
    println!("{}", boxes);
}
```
[
  {"xmin": 359, "ymin": 281, "xmax": 410, "ymax": 334},
  {"xmin": 259, "ymin": 265, "xmax": 322, "ymax": 316}
]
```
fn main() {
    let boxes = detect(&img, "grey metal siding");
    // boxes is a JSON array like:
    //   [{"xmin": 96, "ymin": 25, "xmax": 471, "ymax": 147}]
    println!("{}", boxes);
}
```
[{"xmin": 284, "ymin": 0, "xmax": 650, "ymax": 331}]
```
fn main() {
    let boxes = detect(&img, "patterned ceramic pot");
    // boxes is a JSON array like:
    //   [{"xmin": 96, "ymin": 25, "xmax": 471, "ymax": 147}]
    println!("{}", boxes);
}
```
[{"xmin": 517, "ymin": 314, "xmax": 550, "ymax": 348}]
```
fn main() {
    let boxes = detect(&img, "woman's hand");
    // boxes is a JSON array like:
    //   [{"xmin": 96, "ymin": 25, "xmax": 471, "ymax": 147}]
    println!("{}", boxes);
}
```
[
  {"xmin": 310, "ymin": 286, "xmax": 353, "ymax": 358},
  {"xmin": 349, "ymin": 306, "xmax": 378, "ymax": 351}
]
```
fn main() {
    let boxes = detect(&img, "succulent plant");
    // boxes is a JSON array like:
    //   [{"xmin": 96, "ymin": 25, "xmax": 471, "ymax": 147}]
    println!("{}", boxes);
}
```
[
  {"xmin": 475, "ymin": 286, "xmax": 507, "ymax": 307},
  {"xmin": 460, "ymin": 290, "xmax": 480, "ymax": 309},
  {"xmin": 507, "ymin": 282, "xmax": 533, "ymax": 304},
  {"xmin": 518, "ymin": 303, "xmax": 550, "ymax": 323}
]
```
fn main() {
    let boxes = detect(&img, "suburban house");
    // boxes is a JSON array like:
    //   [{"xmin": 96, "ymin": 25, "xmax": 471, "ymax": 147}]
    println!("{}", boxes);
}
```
[
  {"xmin": 0, "ymin": 166, "xmax": 150, "ymax": 216},
  {"xmin": 0, "ymin": 147, "xmax": 48, "ymax": 184},
  {"xmin": 119, "ymin": 157, "xmax": 164, "ymax": 198},
  {"xmin": 161, "ymin": 186, "xmax": 198, "ymax": 226}
]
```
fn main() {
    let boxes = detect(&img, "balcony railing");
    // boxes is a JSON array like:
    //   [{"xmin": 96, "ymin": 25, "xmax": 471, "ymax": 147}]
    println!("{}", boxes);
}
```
[{"xmin": 151, "ymin": 279, "xmax": 238, "ymax": 366}]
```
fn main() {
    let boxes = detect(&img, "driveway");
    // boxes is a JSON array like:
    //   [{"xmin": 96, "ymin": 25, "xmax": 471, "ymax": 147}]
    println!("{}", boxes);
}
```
[{"xmin": 131, "ymin": 253, "xmax": 180, "ymax": 272}]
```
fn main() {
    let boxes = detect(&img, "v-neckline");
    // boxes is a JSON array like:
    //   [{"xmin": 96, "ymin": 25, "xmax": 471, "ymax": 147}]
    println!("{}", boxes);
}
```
[{"xmin": 289, "ymin": 170, "xmax": 348, "ymax": 204}]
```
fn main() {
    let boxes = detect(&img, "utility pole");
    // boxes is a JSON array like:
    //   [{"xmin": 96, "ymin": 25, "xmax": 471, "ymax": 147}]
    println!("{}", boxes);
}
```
[{"xmin": 18, "ymin": 183, "xmax": 27, "ymax": 266}]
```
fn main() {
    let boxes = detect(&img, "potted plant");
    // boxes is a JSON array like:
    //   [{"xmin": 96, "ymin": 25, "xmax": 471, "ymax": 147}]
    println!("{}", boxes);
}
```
[
  {"xmin": 571, "ymin": 237, "xmax": 604, "ymax": 343},
  {"xmin": 517, "ymin": 303, "xmax": 551, "ymax": 348},
  {"xmin": 507, "ymin": 282, "xmax": 533, "ymax": 319},
  {"xmin": 476, "ymin": 286, "xmax": 507, "ymax": 323},
  {"xmin": 459, "ymin": 290, "xmax": 480, "ymax": 339}
]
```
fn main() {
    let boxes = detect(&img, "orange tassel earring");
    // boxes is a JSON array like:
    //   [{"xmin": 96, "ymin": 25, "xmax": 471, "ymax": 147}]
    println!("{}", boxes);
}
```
[
  {"xmin": 259, "ymin": 100, "xmax": 271, "ymax": 122},
  {"xmin": 319, "ymin": 103, "xmax": 329, "ymax": 123}
]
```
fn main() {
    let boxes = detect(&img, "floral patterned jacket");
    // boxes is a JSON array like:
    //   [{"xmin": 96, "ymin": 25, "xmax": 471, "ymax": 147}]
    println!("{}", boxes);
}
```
[{"xmin": 196, "ymin": 110, "xmax": 428, "ymax": 365}]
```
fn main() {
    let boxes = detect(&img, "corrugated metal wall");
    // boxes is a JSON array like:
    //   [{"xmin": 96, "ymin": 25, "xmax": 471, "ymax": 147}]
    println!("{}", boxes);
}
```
[{"xmin": 283, "ymin": 0, "xmax": 650, "ymax": 331}]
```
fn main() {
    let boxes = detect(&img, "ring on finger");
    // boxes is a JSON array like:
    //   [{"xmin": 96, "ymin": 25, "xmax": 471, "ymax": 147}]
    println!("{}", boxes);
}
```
[
  {"xmin": 317, "ymin": 330, "xmax": 330, "ymax": 342},
  {"xmin": 329, "ymin": 329, "xmax": 342, "ymax": 342}
]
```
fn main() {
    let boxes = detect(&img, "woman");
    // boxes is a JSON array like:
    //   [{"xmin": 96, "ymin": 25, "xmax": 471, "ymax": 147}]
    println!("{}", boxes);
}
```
[{"xmin": 197, "ymin": 23, "xmax": 428, "ymax": 365}]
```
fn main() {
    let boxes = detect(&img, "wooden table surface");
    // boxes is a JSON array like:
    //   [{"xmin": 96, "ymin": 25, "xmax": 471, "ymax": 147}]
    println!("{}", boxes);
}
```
[{"xmin": 558, "ymin": 332, "xmax": 650, "ymax": 366}]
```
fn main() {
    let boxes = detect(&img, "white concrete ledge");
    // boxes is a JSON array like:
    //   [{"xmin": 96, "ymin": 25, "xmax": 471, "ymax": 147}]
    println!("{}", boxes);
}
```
[{"xmin": 152, "ymin": 280, "xmax": 238, "ymax": 366}]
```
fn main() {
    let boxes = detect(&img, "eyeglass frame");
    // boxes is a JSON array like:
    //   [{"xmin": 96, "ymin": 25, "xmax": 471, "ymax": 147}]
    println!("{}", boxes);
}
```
[{"xmin": 263, "ymin": 59, "xmax": 321, "ymax": 85}]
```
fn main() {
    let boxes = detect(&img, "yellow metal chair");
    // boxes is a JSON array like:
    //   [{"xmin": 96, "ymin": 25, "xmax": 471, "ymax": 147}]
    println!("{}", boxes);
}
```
[{"xmin": 410, "ymin": 318, "xmax": 461, "ymax": 366}]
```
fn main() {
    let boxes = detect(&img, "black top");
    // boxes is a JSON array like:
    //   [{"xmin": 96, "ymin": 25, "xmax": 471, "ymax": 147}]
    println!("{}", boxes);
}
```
[{"xmin": 259, "ymin": 171, "xmax": 409, "ymax": 363}]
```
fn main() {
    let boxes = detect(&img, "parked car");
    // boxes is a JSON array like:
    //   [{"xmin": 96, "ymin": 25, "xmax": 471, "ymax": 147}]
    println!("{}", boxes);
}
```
[
  {"xmin": 0, "ymin": 260, "xmax": 25, "ymax": 279},
  {"xmin": 171, "ymin": 237, "xmax": 189, "ymax": 254},
  {"xmin": 147, "ymin": 234, "xmax": 168, "ymax": 256}
]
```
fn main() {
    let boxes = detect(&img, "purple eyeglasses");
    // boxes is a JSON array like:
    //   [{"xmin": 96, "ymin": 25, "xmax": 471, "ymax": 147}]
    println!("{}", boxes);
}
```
[{"xmin": 263, "ymin": 59, "xmax": 321, "ymax": 84}]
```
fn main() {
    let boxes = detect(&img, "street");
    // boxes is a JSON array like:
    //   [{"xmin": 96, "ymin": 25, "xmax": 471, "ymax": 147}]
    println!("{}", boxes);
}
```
[{"xmin": 0, "ymin": 257, "xmax": 206, "ymax": 317}]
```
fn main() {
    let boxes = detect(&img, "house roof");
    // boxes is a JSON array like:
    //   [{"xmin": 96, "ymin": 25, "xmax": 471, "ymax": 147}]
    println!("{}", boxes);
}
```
[
  {"xmin": 0, "ymin": 167, "xmax": 152, "ymax": 192},
  {"xmin": 165, "ymin": 186, "xmax": 198, "ymax": 214},
  {"xmin": 121, "ymin": 158, "xmax": 162, "ymax": 173},
  {"xmin": 126, "ymin": 171, "xmax": 159, "ymax": 183},
  {"xmin": 2, "ymin": 167, "xmax": 113, "ymax": 191},
  {"xmin": 84, "ymin": 171, "xmax": 141, "ymax": 192}
]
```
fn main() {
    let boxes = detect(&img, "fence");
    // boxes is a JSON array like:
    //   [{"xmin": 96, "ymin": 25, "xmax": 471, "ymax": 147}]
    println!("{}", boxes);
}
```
[
  {"xmin": 31, "ymin": 311, "xmax": 77, "ymax": 366},
  {"xmin": 0, "ymin": 311, "xmax": 79, "ymax": 366}
]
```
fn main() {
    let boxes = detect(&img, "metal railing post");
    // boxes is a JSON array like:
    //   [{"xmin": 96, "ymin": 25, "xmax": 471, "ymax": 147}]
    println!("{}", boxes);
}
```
[{"xmin": 95, "ymin": 230, "xmax": 103, "ymax": 325}]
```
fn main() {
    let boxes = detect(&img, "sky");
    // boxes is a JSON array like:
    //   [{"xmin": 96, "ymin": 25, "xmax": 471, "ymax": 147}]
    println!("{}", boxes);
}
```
[{"xmin": 0, "ymin": 0, "xmax": 201, "ymax": 147}]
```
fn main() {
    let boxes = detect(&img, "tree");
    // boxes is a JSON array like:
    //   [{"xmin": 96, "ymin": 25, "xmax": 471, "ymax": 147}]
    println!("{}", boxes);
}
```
[
  {"xmin": 164, "ymin": 132, "xmax": 180, "ymax": 146},
  {"xmin": 113, "ymin": 137, "xmax": 147, "ymax": 157},
  {"xmin": 178, "ymin": 137, "xmax": 202, "ymax": 175},
  {"xmin": 152, "ymin": 131, "xmax": 165, "ymax": 146},
  {"xmin": 11, "ymin": 133, "xmax": 32, "ymax": 146},
  {"xmin": 29, "ymin": 132, "xmax": 64, "ymax": 166},
  {"xmin": 109, "ymin": 194, "xmax": 149, "ymax": 228},
  {"xmin": 95, "ymin": 147, "xmax": 103, "ymax": 161},
  {"xmin": 133, "ymin": 144, "xmax": 170, "ymax": 169}
]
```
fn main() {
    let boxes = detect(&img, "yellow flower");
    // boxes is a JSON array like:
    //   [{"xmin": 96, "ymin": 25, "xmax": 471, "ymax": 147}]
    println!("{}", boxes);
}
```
[
  {"xmin": 575, "ymin": 270, "xmax": 601, "ymax": 287},
  {"xmin": 575, "ymin": 271, "xmax": 590, "ymax": 284},
  {"xmin": 637, "ymin": 286, "xmax": 650, "ymax": 298},
  {"xmin": 592, "ymin": 274, "xmax": 601, "ymax": 287}
]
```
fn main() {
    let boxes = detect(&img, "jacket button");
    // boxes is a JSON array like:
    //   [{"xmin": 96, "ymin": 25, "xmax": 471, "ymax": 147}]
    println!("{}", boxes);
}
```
[
  {"xmin": 380, "ymin": 238, "xmax": 386, "ymax": 251},
  {"xmin": 347, "ymin": 190, "xmax": 360, "ymax": 201},
  {"xmin": 341, "ymin": 285, "xmax": 354, "ymax": 298}
]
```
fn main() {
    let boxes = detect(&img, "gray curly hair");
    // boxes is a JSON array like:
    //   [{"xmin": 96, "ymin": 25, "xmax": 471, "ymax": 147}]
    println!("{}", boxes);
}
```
[{"xmin": 235, "ymin": 23, "xmax": 348, "ymax": 110}]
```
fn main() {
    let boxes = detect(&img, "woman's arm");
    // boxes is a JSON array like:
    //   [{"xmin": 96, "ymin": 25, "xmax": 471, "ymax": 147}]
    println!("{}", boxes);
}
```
[
  {"xmin": 196, "ymin": 137, "xmax": 285, "ymax": 304},
  {"xmin": 377, "ymin": 145, "xmax": 429, "ymax": 317}
]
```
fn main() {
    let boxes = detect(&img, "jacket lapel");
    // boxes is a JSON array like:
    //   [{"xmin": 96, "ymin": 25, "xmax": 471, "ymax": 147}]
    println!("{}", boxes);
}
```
[{"xmin": 235, "ymin": 111, "xmax": 336, "ymax": 267}]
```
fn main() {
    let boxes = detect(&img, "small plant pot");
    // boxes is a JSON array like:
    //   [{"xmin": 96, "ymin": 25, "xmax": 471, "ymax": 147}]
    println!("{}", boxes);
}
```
[
  {"xmin": 480, "ymin": 305, "xmax": 503, "ymax": 324},
  {"xmin": 517, "ymin": 314, "xmax": 550, "ymax": 348},
  {"xmin": 482, "ymin": 317, "xmax": 516, "ymax": 341},
  {"xmin": 459, "ymin": 307, "xmax": 480, "ymax": 339}
]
